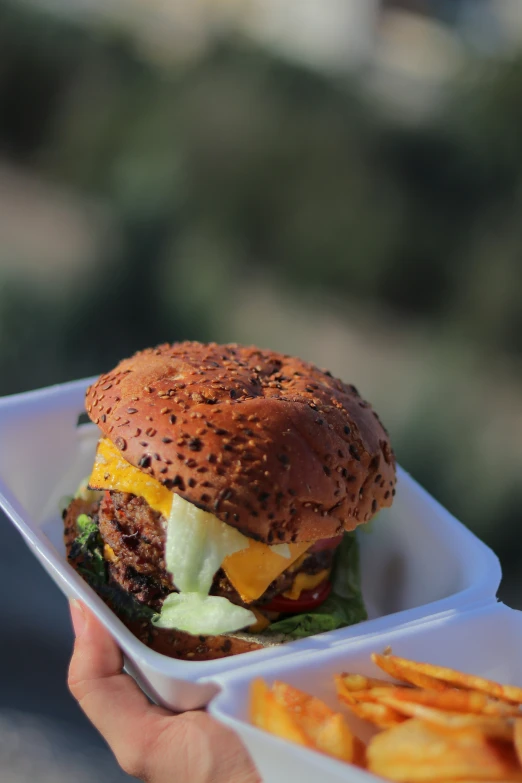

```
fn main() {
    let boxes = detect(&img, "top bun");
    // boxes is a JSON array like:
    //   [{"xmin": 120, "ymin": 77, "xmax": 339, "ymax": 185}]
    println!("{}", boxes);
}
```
[{"xmin": 86, "ymin": 342, "xmax": 396, "ymax": 544}]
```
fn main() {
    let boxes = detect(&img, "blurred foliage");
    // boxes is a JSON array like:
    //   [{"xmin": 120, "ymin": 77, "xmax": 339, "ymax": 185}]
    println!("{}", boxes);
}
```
[{"xmin": 1, "ymin": 2, "xmax": 522, "ymax": 601}]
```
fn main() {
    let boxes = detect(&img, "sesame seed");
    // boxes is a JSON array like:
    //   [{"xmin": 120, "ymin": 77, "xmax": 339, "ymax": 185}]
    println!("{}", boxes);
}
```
[
  {"xmin": 172, "ymin": 475, "xmax": 185, "ymax": 490},
  {"xmin": 102, "ymin": 383, "xmax": 112, "ymax": 390},
  {"xmin": 127, "ymin": 408, "xmax": 138, "ymax": 414},
  {"xmin": 349, "ymin": 444, "xmax": 361, "ymax": 461}
]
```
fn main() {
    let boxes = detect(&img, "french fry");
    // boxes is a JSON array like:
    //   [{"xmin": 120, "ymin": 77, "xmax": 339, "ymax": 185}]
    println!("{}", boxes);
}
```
[
  {"xmin": 372, "ymin": 653, "xmax": 449, "ymax": 691},
  {"xmin": 272, "ymin": 681, "xmax": 353, "ymax": 758},
  {"xmin": 339, "ymin": 673, "xmax": 398, "ymax": 692},
  {"xmin": 313, "ymin": 713, "xmax": 355, "ymax": 762},
  {"xmin": 375, "ymin": 696, "xmax": 514, "ymax": 741},
  {"xmin": 250, "ymin": 654, "xmax": 522, "ymax": 783},
  {"xmin": 514, "ymin": 719, "xmax": 522, "ymax": 767},
  {"xmin": 272, "ymin": 681, "xmax": 333, "ymax": 724},
  {"xmin": 367, "ymin": 718, "xmax": 522, "ymax": 782},
  {"xmin": 362, "ymin": 685, "xmax": 521, "ymax": 717},
  {"xmin": 250, "ymin": 678, "xmax": 310, "ymax": 745},
  {"xmin": 264, "ymin": 690, "xmax": 312, "ymax": 747},
  {"xmin": 255, "ymin": 680, "xmax": 356, "ymax": 762},
  {"xmin": 335, "ymin": 675, "xmax": 406, "ymax": 728},
  {"xmin": 373, "ymin": 654, "xmax": 522, "ymax": 704},
  {"xmin": 250, "ymin": 677, "xmax": 269, "ymax": 730}
]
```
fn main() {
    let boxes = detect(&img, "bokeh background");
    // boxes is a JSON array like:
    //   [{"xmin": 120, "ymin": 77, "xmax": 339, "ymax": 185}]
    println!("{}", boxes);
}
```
[{"xmin": 2, "ymin": 0, "xmax": 522, "ymax": 779}]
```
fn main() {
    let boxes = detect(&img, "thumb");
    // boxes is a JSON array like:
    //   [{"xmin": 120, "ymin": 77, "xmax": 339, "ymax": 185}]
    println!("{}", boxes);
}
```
[{"xmin": 68, "ymin": 600, "xmax": 169, "ymax": 776}]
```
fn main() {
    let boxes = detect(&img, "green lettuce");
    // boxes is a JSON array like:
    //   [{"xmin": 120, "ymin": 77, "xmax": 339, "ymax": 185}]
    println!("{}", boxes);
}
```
[
  {"xmin": 266, "ymin": 531, "xmax": 367, "ymax": 640},
  {"xmin": 69, "ymin": 513, "xmax": 154, "ymax": 623}
]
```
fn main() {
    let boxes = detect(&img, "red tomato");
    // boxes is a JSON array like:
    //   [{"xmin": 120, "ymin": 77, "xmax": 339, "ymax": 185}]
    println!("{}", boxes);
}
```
[
  {"xmin": 308, "ymin": 534, "xmax": 344, "ymax": 553},
  {"xmin": 263, "ymin": 579, "xmax": 332, "ymax": 613}
]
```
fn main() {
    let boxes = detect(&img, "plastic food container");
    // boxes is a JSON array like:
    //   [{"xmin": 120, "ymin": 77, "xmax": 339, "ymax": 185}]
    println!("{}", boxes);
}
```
[
  {"xmin": 210, "ymin": 602, "xmax": 522, "ymax": 783},
  {"xmin": 0, "ymin": 378, "xmax": 502, "ymax": 713}
]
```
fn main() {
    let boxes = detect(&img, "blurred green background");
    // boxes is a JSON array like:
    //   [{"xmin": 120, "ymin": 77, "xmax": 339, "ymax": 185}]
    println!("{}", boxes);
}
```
[{"xmin": 1, "ymin": 0, "xmax": 522, "ymax": 778}]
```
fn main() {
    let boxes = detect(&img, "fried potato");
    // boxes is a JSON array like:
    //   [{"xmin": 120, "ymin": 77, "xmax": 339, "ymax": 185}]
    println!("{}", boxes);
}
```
[
  {"xmin": 514, "ymin": 719, "xmax": 522, "ymax": 767},
  {"xmin": 272, "ymin": 681, "xmax": 332, "ymax": 720},
  {"xmin": 250, "ymin": 654, "xmax": 522, "ymax": 783},
  {"xmin": 339, "ymin": 673, "xmax": 398, "ymax": 692},
  {"xmin": 272, "ymin": 680, "xmax": 353, "ymax": 759},
  {"xmin": 373, "ymin": 654, "xmax": 522, "ymax": 704},
  {"xmin": 250, "ymin": 677, "xmax": 269, "ymax": 730},
  {"xmin": 313, "ymin": 713, "xmax": 357, "ymax": 762},
  {"xmin": 250, "ymin": 678, "xmax": 309, "ymax": 744},
  {"xmin": 336, "ymin": 675, "xmax": 406, "ymax": 728},
  {"xmin": 375, "ymin": 697, "xmax": 514, "ymax": 741},
  {"xmin": 251, "ymin": 679, "xmax": 356, "ymax": 762},
  {"xmin": 372, "ymin": 653, "xmax": 450, "ymax": 691},
  {"xmin": 367, "ymin": 718, "xmax": 522, "ymax": 782},
  {"xmin": 265, "ymin": 690, "xmax": 312, "ymax": 747},
  {"xmin": 352, "ymin": 685, "xmax": 517, "ymax": 715}
]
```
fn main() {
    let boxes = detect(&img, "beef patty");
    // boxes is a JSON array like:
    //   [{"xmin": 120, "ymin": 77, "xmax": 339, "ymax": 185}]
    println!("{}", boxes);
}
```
[{"xmin": 70, "ymin": 490, "xmax": 336, "ymax": 610}]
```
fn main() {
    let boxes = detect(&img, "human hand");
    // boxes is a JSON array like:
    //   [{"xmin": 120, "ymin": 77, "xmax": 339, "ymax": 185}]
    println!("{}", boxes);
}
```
[{"xmin": 68, "ymin": 601, "xmax": 261, "ymax": 783}]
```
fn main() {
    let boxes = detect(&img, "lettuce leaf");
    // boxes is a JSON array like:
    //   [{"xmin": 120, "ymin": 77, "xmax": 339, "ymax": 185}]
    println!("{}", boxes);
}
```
[
  {"xmin": 152, "ymin": 592, "xmax": 256, "ymax": 635},
  {"xmin": 69, "ymin": 513, "xmax": 154, "ymax": 622},
  {"xmin": 165, "ymin": 494, "xmax": 249, "ymax": 595},
  {"xmin": 266, "ymin": 531, "xmax": 367, "ymax": 639}
]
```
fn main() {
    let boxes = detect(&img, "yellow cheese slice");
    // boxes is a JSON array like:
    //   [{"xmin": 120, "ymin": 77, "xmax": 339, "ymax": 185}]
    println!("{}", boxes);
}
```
[
  {"xmin": 89, "ymin": 437, "xmax": 310, "ymax": 603},
  {"xmin": 282, "ymin": 568, "xmax": 331, "ymax": 601},
  {"xmin": 89, "ymin": 437, "xmax": 174, "ymax": 519},
  {"xmin": 222, "ymin": 540, "xmax": 310, "ymax": 603}
]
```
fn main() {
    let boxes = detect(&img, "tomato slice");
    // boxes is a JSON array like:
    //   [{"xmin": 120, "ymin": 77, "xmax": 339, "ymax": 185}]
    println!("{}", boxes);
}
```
[
  {"xmin": 308, "ymin": 534, "xmax": 344, "ymax": 553},
  {"xmin": 263, "ymin": 579, "xmax": 332, "ymax": 613}
]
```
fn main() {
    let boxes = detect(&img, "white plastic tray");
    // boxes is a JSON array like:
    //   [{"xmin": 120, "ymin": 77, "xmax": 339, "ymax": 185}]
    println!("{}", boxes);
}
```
[
  {"xmin": 210, "ymin": 602, "xmax": 522, "ymax": 783},
  {"xmin": 0, "ymin": 378, "xmax": 502, "ymax": 711}
]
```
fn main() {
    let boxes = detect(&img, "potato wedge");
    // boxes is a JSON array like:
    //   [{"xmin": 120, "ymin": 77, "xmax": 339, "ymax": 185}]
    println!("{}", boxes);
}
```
[{"xmin": 367, "ymin": 718, "xmax": 522, "ymax": 781}]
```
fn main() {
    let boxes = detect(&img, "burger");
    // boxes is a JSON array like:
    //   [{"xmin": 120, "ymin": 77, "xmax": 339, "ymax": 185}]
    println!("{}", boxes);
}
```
[{"xmin": 64, "ymin": 342, "xmax": 396, "ymax": 660}]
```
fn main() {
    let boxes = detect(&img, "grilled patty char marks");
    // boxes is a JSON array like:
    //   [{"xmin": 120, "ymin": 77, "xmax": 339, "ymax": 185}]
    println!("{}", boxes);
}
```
[{"xmin": 71, "ymin": 490, "xmax": 336, "ymax": 609}]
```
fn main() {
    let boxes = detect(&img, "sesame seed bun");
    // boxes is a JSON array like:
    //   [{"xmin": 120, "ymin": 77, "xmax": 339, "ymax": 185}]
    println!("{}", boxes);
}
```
[{"xmin": 86, "ymin": 342, "xmax": 396, "ymax": 543}]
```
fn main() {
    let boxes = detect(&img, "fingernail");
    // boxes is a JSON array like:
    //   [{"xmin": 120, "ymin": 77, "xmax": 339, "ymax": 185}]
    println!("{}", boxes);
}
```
[{"xmin": 70, "ymin": 599, "xmax": 86, "ymax": 638}]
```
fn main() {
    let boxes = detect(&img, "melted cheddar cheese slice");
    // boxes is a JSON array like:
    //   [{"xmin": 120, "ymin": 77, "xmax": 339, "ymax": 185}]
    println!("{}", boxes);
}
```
[
  {"xmin": 89, "ymin": 438, "xmax": 310, "ymax": 603},
  {"xmin": 222, "ymin": 541, "xmax": 309, "ymax": 602},
  {"xmin": 90, "ymin": 437, "xmax": 174, "ymax": 519},
  {"xmin": 282, "ymin": 568, "xmax": 331, "ymax": 600}
]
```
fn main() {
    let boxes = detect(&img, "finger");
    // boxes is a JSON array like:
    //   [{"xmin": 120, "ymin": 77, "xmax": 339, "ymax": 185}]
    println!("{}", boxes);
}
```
[{"xmin": 68, "ymin": 600, "xmax": 170, "ymax": 775}]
